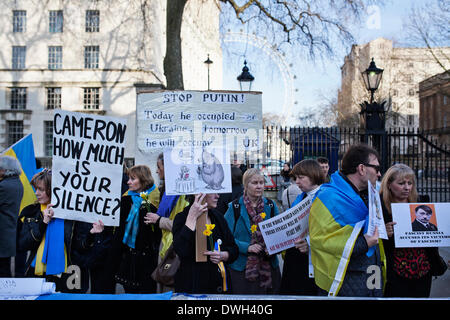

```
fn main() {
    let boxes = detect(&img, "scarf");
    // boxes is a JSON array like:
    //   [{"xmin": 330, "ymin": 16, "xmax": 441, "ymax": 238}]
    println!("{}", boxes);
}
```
[
  {"xmin": 123, "ymin": 185, "xmax": 156, "ymax": 249},
  {"xmin": 243, "ymin": 194, "xmax": 272, "ymax": 288},
  {"xmin": 32, "ymin": 204, "xmax": 67, "ymax": 276}
]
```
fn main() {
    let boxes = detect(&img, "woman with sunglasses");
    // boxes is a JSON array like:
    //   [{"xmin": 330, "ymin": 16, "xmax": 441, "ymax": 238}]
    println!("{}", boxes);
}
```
[{"xmin": 17, "ymin": 169, "xmax": 106, "ymax": 293}]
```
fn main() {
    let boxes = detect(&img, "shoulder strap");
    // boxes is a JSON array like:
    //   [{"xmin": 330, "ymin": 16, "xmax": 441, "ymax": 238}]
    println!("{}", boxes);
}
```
[
  {"xmin": 266, "ymin": 198, "xmax": 274, "ymax": 218},
  {"xmin": 232, "ymin": 199, "xmax": 240, "ymax": 233}
]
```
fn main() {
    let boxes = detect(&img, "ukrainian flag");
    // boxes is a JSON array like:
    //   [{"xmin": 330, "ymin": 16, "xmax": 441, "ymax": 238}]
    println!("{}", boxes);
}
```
[
  {"xmin": 309, "ymin": 171, "xmax": 372, "ymax": 296},
  {"xmin": 1, "ymin": 134, "xmax": 38, "ymax": 212}
]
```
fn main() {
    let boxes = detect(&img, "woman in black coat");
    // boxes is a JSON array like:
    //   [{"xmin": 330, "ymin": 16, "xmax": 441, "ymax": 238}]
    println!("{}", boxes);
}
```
[
  {"xmin": 17, "ymin": 169, "xmax": 106, "ymax": 293},
  {"xmin": 0, "ymin": 156, "xmax": 23, "ymax": 277},
  {"xmin": 110, "ymin": 164, "xmax": 161, "ymax": 293},
  {"xmin": 173, "ymin": 193, "xmax": 239, "ymax": 294}
]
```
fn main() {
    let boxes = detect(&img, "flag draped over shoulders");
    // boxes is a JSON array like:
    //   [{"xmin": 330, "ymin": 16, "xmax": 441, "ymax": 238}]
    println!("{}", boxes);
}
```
[
  {"xmin": 1, "ymin": 134, "xmax": 38, "ymax": 212},
  {"xmin": 309, "ymin": 171, "xmax": 371, "ymax": 296}
]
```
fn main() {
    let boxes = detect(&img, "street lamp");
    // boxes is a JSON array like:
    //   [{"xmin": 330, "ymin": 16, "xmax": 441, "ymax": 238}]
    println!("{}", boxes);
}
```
[
  {"xmin": 361, "ymin": 57, "xmax": 384, "ymax": 104},
  {"xmin": 237, "ymin": 60, "xmax": 254, "ymax": 91},
  {"xmin": 204, "ymin": 54, "xmax": 213, "ymax": 90}
]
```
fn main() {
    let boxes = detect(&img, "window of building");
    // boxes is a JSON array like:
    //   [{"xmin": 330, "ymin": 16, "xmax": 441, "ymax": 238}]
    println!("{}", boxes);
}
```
[
  {"xmin": 83, "ymin": 88, "xmax": 100, "ymax": 110},
  {"xmin": 86, "ymin": 10, "xmax": 100, "ymax": 32},
  {"xmin": 84, "ymin": 46, "xmax": 99, "ymax": 69},
  {"xmin": 46, "ymin": 87, "xmax": 61, "ymax": 109},
  {"xmin": 392, "ymin": 113, "xmax": 399, "ymax": 126},
  {"xmin": 12, "ymin": 46, "xmax": 26, "ymax": 69},
  {"xmin": 407, "ymin": 102, "xmax": 414, "ymax": 109},
  {"xmin": 407, "ymin": 115, "xmax": 414, "ymax": 127},
  {"xmin": 392, "ymin": 89, "xmax": 398, "ymax": 96},
  {"xmin": 7, "ymin": 121, "xmax": 23, "ymax": 146},
  {"xmin": 48, "ymin": 46, "xmax": 62, "ymax": 69},
  {"xmin": 408, "ymin": 88, "xmax": 415, "ymax": 96},
  {"xmin": 49, "ymin": 10, "xmax": 63, "ymax": 33},
  {"xmin": 405, "ymin": 74, "xmax": 413, "ymax": 82},
  {"xmin": 13, "ymin": 10, "xmax": 26, "ymax": 32},
  {"xmin": 10, "ymin": 87, "xmax": 27, "ymax": 109},
  {"xmin": 444, "ymin": 95, "xmax": 448, "ymax": 105},
  {"xmin": 44, "ymin": 121, "xmax": 54, "ymax": 156}
]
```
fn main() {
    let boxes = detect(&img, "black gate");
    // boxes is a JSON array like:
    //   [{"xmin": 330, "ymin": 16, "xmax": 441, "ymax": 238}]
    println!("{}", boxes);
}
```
[{"xmin": 261, "ymin": 126, "xmax": 449, "ymax": 202}]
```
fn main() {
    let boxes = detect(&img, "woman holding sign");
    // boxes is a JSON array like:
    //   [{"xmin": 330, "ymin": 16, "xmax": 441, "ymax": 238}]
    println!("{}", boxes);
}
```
[
  {"xmin": 224, "ymin": 168, "xmax": 281, "ymax": 294},
  {"xmin": 280, "ymin": 159, "xmax": 324, "ymax": 295},
  {"xmin": 380, "ymin": 164, "xmax": 443, "ymax": 297},
  {"xmin": 111, "ymin": 164, "xmax": 161, "ymax": 293},
  {"xmin": 172, "ymin": 193, "xmax": 238, "ymax": 293},
  {"xmin": 17, "ymin": 169, "xmax": 106, "ymax": 293}
]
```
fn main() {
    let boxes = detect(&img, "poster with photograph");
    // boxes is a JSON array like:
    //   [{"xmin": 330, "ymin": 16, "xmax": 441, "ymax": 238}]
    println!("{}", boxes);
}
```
[
  {"xmin": 163, "ymin": 147, "xmax": 232, "ymax": 195},
  {"xmin": 51, "ymin": 110, "xmax": 127, "ymax": 226},
  {"xmin": 367, "ymin": 181, "xmax": 388, "ymax": 239},
  {"xmin": 391, "ymin": 202, "xmax": 450, "ymax": 247},
  {"xmin": 259, "ymin": 195, "xmax": 313, "ymax": 255}
]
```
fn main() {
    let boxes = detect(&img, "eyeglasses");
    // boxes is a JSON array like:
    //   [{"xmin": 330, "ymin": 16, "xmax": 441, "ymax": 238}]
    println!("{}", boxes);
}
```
[{"xmin": 362, "ymin": 163, "xmax": 380, "ymax": 173}]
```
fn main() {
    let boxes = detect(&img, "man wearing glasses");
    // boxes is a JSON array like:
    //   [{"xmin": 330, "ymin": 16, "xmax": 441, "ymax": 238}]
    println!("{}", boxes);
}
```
[{"xmin": 309, "ymin": 144, "xmax": 383, "ymax": 297}]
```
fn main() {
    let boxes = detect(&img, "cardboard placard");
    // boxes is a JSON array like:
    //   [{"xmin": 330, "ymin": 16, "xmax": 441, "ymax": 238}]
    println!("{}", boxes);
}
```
[{"xmin": 195, "ymin": 213, "xmax": 207, "ymax": 262}]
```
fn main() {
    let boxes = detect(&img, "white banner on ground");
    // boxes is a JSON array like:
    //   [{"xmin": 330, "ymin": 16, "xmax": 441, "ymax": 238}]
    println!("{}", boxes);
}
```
[
  {"xmin": 259, "ymin": 196, "xmax": 312, "ymax": 255},
  {"xmin": 51, "ymin": 110, "xmax": 127, "ymax": 226},
  {"xmin": 392, "ymin": 202, "xmax": 450, "ymax": 247},
  {"xmin": 0, "ymin": 278, "xmax": 55, "ymax": 296}
]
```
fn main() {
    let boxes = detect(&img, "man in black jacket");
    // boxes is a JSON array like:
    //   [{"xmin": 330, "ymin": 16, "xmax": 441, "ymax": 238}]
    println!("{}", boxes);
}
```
[{"xmin": 412, "ymin": 205, "xmax": 438, "ymax": 231}]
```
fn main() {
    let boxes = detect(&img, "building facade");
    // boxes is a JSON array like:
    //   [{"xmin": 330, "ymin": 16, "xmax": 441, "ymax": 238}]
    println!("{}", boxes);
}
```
[
  {"xmin": 0, "ymin": 0, "xmax": 223, "ymax": 162},
  {"xmin": 419, "ymin": 71, "xmax": 450, "ymax": 146},
  {"xmin": 337, "ymin": 38, "xmax": 450, "ymax": 129}
]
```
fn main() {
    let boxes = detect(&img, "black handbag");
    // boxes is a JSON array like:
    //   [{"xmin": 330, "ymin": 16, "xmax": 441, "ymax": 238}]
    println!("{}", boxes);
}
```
[
  {"xmin": 428, "ymin": 248, "xmax": 448, "ymax": 277},
  {"xmin": 151, "ymin": 245, "xmax": 180, "ymax": 286}
]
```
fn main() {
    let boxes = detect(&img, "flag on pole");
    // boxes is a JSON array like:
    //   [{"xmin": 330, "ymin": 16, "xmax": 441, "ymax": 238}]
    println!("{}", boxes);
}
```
[{"xmin": 1, "ymin": 134, "xmax": 38, "ymax": 212}]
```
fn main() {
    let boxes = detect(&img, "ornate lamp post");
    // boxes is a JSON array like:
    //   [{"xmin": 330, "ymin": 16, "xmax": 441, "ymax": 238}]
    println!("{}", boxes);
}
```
[
  {"xmin": 361, "ymin": 58, "xmax": 384, "ymax": 104},
  {"xmin": 237, "ymin": 60, "xmax": 254, "ymax": 91}
]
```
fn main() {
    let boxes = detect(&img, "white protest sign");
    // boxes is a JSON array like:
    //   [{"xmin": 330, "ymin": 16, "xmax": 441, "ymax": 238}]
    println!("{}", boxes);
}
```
[
  {"xmin": 163, "ymin": 147, "xmax": 232, "ymax": 195},
  {"xmin": 392, "ymin": 202, "xmax": 450, "ymax": 247},
  {"xmin": 136, "ymin": 90, "xmax": 263, "ymax": 163},
  {"xmin": 367, "ymin": 181, "xmax": 388, "ymax": 239},
  {"xmin": 51, "ymin": 110, "xmax": 127, "ymax": 226},
  {"xmin": 259, "ymin": 196, "xmax": 312, "ymax": 255}
]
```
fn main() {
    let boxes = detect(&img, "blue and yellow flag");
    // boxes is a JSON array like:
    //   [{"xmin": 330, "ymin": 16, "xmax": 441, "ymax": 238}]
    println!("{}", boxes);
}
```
[
  {"xmin": 1, "ymin": 134, "xmax": 38, "ymax": 212},
  {"xmin": 309, "ymin": 171, "xmax": 371, "ymax": 296}
]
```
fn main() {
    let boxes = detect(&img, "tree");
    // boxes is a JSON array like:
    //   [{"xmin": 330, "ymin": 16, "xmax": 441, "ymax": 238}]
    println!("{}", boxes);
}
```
[
  {"xmin": 164, "ymin": 0, "xmax": 384, "ymax": 90},
  {"xmin": 403, "ymin": 0, "xmax": 450, "ymax": 74}
]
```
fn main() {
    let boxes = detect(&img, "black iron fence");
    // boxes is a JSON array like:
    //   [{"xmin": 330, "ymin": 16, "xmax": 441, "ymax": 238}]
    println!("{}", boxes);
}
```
[{"xmin": 261, "ymin": 126, "xmax": 450, "ymax": 202}]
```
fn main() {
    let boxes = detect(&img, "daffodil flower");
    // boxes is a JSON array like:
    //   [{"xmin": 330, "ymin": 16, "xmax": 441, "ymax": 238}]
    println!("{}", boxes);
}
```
[
  {"xmin": 251, "ymin": 224, "xmax": 257, "ymax": 233},
  {"xmin": 203, "ymin": 229, "xmax": 212, "ymax": 237},
  {"xmin": 260, "ymin": 212, "xmax": 266, "ymax": 219},
  {"xmin": 205, "ymin": 223, "xmax": 215, "ymax": 231}
]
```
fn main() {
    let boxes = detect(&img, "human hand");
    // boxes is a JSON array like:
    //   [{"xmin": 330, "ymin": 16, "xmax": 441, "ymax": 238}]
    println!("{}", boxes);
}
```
[
  {"xmin": 204, "ymin": 250, "xmax": 229, "ymax": 264},
  {"xmin": 295, "ymin": 238, "xmax": 309, "ymax": 253},
  {"xmin": 144, "ymin": 212, "xmax": 160, "ymax": 225},
  {"xmin": 42, "ymin": 204, "xmax": 54, "ymax": 224},
  {"xmin": 90, "ymin": 220, "xmax": 104, "ymax": 234},
  {"xmin": 185, "ymin": 193, "xmax": 208, "ymax": 231},
  {"xmin": 385, "ymin": 222, "xmax": 397, "ymax": 238},
  {"xmin": 248, "ymin": 243, "xmax": 263, "ymax": 254},
  {"xmin": 364, "ymin": 226, "xmax": 379, "ymax": 248}
]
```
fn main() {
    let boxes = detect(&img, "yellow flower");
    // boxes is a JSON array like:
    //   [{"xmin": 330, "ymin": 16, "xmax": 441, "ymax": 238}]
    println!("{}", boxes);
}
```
[
  {"xmin": 260, "ymin": 212, "xmax": 266, "ymax": 219},
  {"xmin": 251, "ymin": 224, "xmax": 257, "ymax": 233},
  {"xmin": 203, "ymin": 229, "xmax": 212, "ymax": 236},
  {"xmin": 205, "ymin": 223, "xmax": 215, "ymax": 231}
]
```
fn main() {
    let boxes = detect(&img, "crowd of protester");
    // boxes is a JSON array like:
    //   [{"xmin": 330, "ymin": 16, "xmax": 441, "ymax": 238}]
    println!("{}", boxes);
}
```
[{"xmin": 0, "ymin": 144, "xmax": 447, "ymax": 298}]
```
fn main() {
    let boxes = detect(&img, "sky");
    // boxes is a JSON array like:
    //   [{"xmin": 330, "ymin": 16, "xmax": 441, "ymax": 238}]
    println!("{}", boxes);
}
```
[{"xmin": 220, "ymin": 0, "xmax": 430, "ymax": 126}]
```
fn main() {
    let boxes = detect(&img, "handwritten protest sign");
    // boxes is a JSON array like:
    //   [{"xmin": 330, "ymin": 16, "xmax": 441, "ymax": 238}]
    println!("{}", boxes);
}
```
[
  {"xmin": 51, "ymin": 110, "xmax": 127, "ymax": 226},
  {"xmin": 367, "ymin": 181, "xmax": 388, "ymax": 239},
  {"xmin": 259, "ymin": 196, "xmax": 312, "ymax": 255},
  {"xmin": 392, "ymin": 202, "xmax": 450, "ymax": 247},
  {"xmin": 136, "ymin": 90, "xmax": 263, "ymax": 164}
]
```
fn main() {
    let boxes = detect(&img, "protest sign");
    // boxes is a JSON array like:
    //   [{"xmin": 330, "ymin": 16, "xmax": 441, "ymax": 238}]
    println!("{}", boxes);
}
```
[
  {"xmin": 51, "ymin": 110, "xmax": 127, "ymax": 226},
  {"xmin": 259, "ymin": 196, "xmax": 312, "ymax": 255},
  {"xmin": 135, "ymin": 90, "xmax": 263, "ymax": 164},
  {"xmin": 392, "ymin": 202, "xmax": 450, "ymax": 247},
  {"xmin": 367, "ymin": 181, "xmax": 388, "ymax": 239},
  {"xmin": 163, "ymin": 147, "xmax": 231, "ymax": 195}
]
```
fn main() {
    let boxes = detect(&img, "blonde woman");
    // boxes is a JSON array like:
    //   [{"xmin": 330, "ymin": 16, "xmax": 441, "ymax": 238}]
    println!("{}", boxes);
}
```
[
  {"xmin": 380, "ymin": 163, "xmax": 441, "ymax": 297},
  {"xmin": 224, "ymin": 168, "xmax": 281, "ymax": 294}
]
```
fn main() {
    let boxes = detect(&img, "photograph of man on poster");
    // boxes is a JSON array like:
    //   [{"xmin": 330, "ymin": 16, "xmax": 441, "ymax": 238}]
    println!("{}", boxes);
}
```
[{"xmin": 411, "ymin": 204, "xmax": 438, "ymax": 232}]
